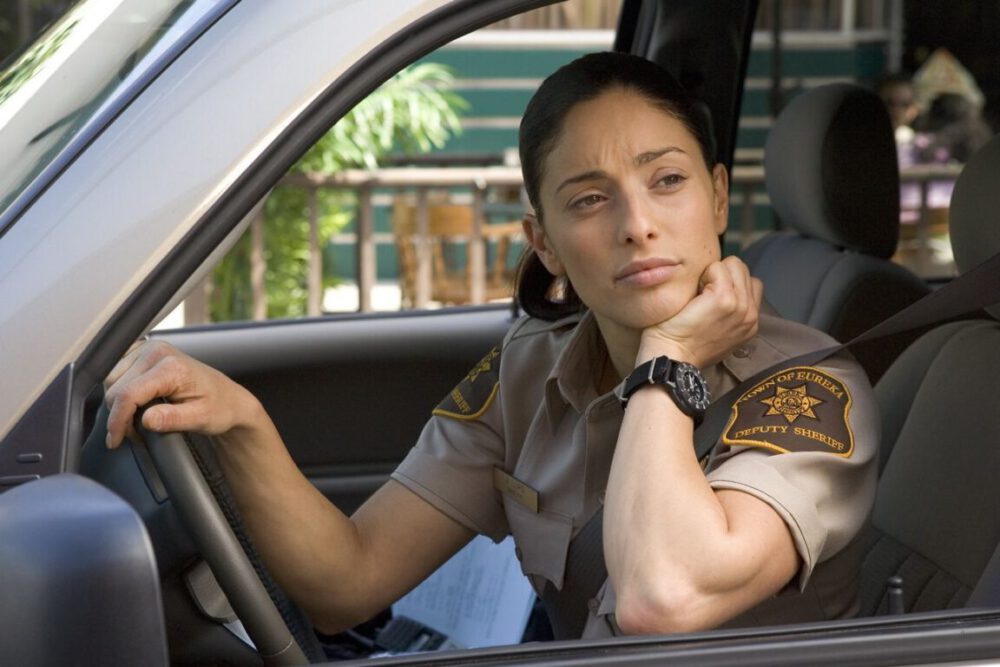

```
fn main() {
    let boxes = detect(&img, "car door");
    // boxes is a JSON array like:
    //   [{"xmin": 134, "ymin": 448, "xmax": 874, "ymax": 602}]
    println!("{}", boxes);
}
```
[{"xmin": 155, "ymin": 308, "xmax": 515, "ymax": 513}]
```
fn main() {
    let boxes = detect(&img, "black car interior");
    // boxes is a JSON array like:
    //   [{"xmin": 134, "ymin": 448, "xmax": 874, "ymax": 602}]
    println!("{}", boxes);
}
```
[
  {"xmin": 0, "ymin": 474, "xmax": 168, "ymax": 667},
  {"xmin": 741, "ymin": 82, "xmax": 930, "ymax": 382},
  {"xmin": 861, "ymin": 133, "xmax": 1000, "ymax": 615}
]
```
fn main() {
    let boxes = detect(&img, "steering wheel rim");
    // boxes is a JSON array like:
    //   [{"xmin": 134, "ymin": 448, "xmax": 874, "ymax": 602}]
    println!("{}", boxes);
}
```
[{"xmin": 139, "ymin": 421, "xmax": 310, "ymax": 666}]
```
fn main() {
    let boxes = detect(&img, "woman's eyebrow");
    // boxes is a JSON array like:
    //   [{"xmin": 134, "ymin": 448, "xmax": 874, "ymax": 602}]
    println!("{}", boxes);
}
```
[
  {"xmin": 635, "ymin": 146, "xmax": 685, "ymax": 166},
  {"xmin": 555, "ymin": 170, "xmax": 607, "ymax": 194},
  {"xmin": 554, "ymin": 147, "xmax": 688, "ymax": 194}
]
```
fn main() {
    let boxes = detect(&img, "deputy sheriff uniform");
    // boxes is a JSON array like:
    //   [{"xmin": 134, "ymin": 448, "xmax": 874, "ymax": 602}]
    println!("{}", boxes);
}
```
[{"xmin": 391, "ymin": 307, "xmax": 878, "ymax": 639}]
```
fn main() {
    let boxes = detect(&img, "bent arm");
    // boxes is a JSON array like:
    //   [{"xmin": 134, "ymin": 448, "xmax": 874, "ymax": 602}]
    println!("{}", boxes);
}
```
[
  {"xmin": 604, "ymin": 374, "xmax": 797, "ymax": 635},
  {"xmin": 214, "ymin": 410, "xmax": 473, "ymax": 633},
  {"xmin": 603, "ymin": 258, "xmax": 797, "ymax": 634}
]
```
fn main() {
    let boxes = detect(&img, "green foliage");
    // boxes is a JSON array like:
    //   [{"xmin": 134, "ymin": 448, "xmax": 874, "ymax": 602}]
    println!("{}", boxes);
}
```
[
  {"xmin": 0, "ymin": 1, "xmax": 76, "ymax": 70},
  {"xmin": 211, "ymin": 63, "xmax": 465, "ymax": 321},
  {"xmin": 0, "ymin": 16, "xmax": 76, "ymax": 106},
  {"xmin": 297, "ymin": 62, "xmax": 467, "ymax": 172},
  {"xmin": 209, "ymin": 187, "xmax": 350, "ymax": 321}
]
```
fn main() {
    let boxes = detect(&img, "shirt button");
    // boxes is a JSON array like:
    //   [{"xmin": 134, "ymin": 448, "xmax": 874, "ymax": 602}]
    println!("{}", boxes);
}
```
[
  {"xmin": 733, "ymin": 346, "xmax": 751, "ymax": 359},
  {"xmin": 588, "ymin": 598, "xmax": 600, "ymax": 614}
]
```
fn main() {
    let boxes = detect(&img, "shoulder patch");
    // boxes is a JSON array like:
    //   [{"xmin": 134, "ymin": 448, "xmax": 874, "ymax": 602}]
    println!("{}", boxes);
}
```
[
  {"xmin": 432, "ymin": 346, "xmax": 501, "ymax": 421},
  {"xmin": 721, "ymin": 366, "xmax": 855, "ymax": 457}
]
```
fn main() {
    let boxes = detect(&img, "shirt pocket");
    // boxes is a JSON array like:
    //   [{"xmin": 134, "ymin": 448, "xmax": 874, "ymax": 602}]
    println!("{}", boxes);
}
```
[{"xmin": 505, "ymin": 499, "xmax": 574, "ymax": 591}]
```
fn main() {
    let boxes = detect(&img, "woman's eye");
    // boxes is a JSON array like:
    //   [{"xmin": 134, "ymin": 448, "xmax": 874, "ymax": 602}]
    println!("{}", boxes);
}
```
[
  {"xmin": 571, "ymin": 194, "xmax": 605, "ymax": 209},
  {"xmin": 657, "ymin": 173, "xmax": 686, "ymax": 188}
]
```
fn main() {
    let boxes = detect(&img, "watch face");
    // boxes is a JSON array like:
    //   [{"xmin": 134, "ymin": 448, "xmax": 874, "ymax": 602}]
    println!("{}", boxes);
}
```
[{"xmin": 674, "ymin": 362, "xmax": 711, "ymax": 411}]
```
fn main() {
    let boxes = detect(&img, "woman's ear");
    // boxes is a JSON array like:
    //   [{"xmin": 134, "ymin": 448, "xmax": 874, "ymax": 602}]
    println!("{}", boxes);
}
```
[
  {"xmin": 711, "ymin": 163, "xmax": 730, "ymax": 235},
  {"xmin": 522, "ymin": 212, "xmax": 565, "ymax": 276}
]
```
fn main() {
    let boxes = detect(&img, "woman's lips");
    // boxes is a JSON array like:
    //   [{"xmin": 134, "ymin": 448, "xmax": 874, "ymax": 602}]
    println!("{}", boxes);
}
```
[{"xmin": 614, "ymin": 258, "xmax": 681, "ymax": 287}]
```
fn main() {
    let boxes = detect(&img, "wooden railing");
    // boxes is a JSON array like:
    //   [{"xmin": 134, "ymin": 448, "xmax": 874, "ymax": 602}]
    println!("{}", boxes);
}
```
[{"xmin": 286, "ymin": 168, "xmax": 524, "ymax": 312}]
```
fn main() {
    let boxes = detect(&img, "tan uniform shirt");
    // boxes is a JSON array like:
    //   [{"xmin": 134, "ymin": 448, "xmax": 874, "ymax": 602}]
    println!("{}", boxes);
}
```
[{"xmin": 391, "ymin": 309, "xmax": 878, "ymax": 638}]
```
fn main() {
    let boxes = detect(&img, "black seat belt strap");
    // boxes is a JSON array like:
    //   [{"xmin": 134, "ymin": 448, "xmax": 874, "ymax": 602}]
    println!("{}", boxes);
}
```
[
  {"xmin": 696, "ymin": 247, "xmax": 1000, "ymax": 459},
  {"xmin": 540, "ymin": 506, "xmax": 607, "ymax": 640}
]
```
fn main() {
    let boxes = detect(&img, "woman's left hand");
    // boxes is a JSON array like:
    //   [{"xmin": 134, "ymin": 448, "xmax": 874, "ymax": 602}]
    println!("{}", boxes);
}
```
[{"xmin": 638, "ymin": 256, "xmax": 763, "ymax": 368}]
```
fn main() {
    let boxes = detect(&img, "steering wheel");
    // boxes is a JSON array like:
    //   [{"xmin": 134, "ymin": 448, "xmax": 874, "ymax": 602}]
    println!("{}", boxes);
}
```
[{"xmin": 138, "ymin": 419, "xmax": 312, "ymax": 666}]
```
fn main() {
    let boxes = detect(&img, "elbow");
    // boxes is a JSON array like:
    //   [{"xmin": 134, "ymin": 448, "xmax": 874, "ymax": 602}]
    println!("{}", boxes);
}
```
[
  {"xmin": 309, "ymin": 610, "xmax": 371, "ymax": 638},
  {"xmin": 310, "ymin": 615, "xmax": 346, "ymax": 638},
  {"xmin": 614, "ymin": 580, "xmax": 713, "ymax": 636},
  {"xmin": 308, "ymin": 609, "xmax": 353, "ymax": 637},
  {"xmin": 307, "ymin": 603, "xmax": 378, "ymax": 637}
]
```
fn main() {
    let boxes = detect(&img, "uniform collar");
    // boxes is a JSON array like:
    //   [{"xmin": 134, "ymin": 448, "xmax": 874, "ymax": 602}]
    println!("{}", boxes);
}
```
[{"xmin": 544, "ymin": 310, "xmax": 610, "ymax": 430}]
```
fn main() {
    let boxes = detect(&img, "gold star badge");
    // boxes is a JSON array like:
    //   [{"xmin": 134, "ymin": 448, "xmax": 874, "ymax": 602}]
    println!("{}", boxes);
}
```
[{"xmin": 760, "ymin": 384, "xmax": 823, "ymax": 423}]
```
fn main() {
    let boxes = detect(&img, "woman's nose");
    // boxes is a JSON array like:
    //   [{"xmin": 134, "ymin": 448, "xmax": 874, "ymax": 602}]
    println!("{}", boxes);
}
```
[{"xmin": 617, "ymin": 194, "xmax": 659, "ymax": 245}]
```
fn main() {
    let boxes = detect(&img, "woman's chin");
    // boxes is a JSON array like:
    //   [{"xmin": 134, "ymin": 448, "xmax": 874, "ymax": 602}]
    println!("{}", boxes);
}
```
[{"xmin": 598, "ymin": 299, "xmax": 688, "ymax": 333}]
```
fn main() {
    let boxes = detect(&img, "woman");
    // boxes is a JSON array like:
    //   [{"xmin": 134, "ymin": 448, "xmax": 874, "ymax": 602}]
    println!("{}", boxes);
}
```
[{"xmin": 103, "ymin": 52, "xmax": 877, "ymax": 640}]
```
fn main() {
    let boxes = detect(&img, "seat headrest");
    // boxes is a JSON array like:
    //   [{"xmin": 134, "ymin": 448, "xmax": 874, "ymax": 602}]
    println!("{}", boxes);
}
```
[
  {"xmin": 949, "ymin": 133, "xmax": 1000, "ymax": 286},
  {"xmin": 765, "ymin": 83, "xmax": 900, "ymax": 258}
]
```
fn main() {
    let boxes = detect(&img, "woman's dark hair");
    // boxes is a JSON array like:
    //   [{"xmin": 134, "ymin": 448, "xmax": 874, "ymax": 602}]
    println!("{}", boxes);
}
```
[{"xmin": 514, "ymin": 51, "xmax": 717, "ymax": 320}]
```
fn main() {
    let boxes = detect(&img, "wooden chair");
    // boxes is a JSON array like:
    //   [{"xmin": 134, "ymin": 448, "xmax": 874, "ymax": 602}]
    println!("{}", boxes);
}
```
[
  {"xmin": 894, "ymin": 206, "xmax": 954, "ymax": 276},
  {"xmin": 392, "ymin": 200, "xmax": 523, "ymax": 307}
]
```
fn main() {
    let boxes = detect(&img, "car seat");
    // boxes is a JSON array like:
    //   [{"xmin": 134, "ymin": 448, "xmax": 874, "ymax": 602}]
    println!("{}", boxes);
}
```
[
  {"xmin": 741, "ymin": 83, "xmax": 929, "ymax": 382},
  {"xmin": 859, "ymin": 133, "xmax": 1000, "ymax": 615}
]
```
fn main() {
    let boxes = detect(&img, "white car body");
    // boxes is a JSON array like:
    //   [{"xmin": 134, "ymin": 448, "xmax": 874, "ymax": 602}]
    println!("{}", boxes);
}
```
[{"xmin": 0, "ymin": 0, "xmax": 452, "ymax": 439}]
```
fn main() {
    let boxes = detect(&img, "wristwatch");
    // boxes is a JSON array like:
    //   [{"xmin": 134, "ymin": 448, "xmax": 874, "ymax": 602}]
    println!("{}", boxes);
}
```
[{"xmin": 617, "ymin": 356, "xmax": 711, "ymax": 423}]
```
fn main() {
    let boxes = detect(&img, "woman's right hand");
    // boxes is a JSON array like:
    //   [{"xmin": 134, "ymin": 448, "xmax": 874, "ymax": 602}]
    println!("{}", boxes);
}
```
[
  {"xmin": 103, "ymin": 339, "xmax": 260, "ymax": 449},
  {"xmin": 637, "ymin": 256, "xmax": 762, "ymax": 369}
]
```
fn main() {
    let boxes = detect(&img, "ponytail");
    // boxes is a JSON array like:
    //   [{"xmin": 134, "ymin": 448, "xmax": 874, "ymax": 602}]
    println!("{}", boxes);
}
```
[{"xmin": 514, "ymin": 248, "xmax": 584, "ymax": 320}]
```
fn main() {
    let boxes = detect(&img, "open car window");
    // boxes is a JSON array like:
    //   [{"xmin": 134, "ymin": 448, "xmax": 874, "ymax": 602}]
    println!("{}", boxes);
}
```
[{"xmin": 155, "ymin": 11, "xmax": 620, "ymax": 329}]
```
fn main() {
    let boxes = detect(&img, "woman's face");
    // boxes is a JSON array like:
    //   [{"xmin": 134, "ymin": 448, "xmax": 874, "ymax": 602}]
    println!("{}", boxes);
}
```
[{"xmin": 527, "ymin": 88, "xmax": 729, "ymax": 333}]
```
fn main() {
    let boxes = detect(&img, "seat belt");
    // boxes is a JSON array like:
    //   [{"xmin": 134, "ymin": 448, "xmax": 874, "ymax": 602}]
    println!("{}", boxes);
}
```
[
  {"xmin": 541, "ymin": 248, "xmax": 1000, "ymax": 639},
  {"xmin": 540, "ymin": 502, "xmax": 609, "ymax": 639}
]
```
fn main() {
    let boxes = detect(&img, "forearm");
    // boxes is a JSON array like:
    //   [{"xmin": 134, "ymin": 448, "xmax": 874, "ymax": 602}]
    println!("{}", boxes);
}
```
[
  {"xmin": 604, "ymin": 346, "xmax": 795, "ymax": 634},
  {"xmin": 604, "ymin": 390, "xmax": 728, "ymax": 630},
  {"xmin": 212, "ymin": 394, "xmax": 374, "ymax": 631}
]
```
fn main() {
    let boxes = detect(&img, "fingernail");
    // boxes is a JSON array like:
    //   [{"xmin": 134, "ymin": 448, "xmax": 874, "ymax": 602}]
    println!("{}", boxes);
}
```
[{"xmin": 106, "ymin": 433, "xmax": 114, "ymax": 450}]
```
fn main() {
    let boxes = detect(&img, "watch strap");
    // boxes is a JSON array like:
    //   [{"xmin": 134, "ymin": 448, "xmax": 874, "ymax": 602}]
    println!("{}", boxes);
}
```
[
  {"xmin": 619, "ymin": 356, "xmax": 672, "ymax": 406},
  {"xmin": 618, "ymin": 355, "xmax": 709, "ymax": 426}
]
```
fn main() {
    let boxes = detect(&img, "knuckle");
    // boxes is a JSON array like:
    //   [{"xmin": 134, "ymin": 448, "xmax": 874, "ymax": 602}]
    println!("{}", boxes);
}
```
[
  {"xmin": 144, "ymin": 339, "xmax": 167, "ymax": 354},
  {"xmin": 158, "ymin": 353, "xmax": 185, "ymax": 375},
  {"xmin": 117, "ymin": 383, "xmax": 138, "ymax": 405},
  {"xmin": 142, "ymin": 340, "xmax": 173, "ymax": 364}
]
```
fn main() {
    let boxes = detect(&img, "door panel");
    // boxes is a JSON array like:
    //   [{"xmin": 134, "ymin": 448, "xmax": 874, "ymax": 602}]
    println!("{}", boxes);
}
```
[{"xmin": 157, "ymin": 305, "xmax": 516, "ymax": 513}]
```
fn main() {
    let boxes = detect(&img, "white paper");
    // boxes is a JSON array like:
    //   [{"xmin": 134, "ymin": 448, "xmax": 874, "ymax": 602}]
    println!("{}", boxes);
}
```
[{"xmin": 391, "ymin": 535, "xmax": 535, "ymax": 649}]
